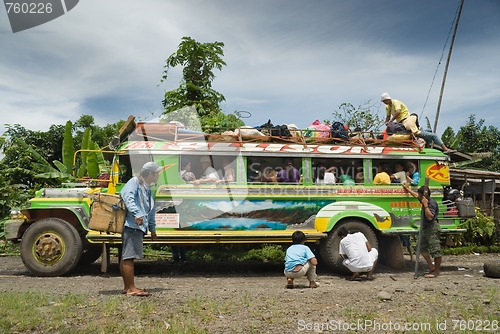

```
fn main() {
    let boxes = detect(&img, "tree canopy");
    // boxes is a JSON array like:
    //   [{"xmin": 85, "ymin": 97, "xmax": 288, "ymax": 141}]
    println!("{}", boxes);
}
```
[{"xmin": 161, "ymin": 36, "xmax": 243, "ymax": 132}]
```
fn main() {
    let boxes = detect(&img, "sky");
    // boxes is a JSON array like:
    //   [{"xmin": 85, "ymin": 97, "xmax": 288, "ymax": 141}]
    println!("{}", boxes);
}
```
[{"xmin": 1, "ymin": 0, "xmax": 500, "ymax": 138}]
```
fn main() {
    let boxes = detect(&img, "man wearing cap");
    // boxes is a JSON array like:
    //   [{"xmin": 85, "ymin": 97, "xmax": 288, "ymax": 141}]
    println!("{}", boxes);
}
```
[
  {"xmin": 193, "ymin": 156, "xmax": 220, "ymax": 185},
  {"xmin": 119, "ymin": 161, "xmax": 162, "ymax": 296},
  {"xmin": 381, "ymin": 93, "xmax": 453, "ymax": 153},
  {"xmin": 381, "ymin": 93, "xmax": 412, "ymax": 127}
]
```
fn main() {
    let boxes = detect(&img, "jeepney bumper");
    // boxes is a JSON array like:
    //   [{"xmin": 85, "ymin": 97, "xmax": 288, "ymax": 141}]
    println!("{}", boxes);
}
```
[{"xmin": 3, "ymin": 219, "xmax": 25, "ymax": 241}]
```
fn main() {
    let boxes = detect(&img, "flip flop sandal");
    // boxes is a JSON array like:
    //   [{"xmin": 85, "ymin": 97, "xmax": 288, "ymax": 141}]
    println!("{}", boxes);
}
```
[
  {"xmin": 126, "ymin": 290, "xmax": 151, "ymax": 297},
  {"xmin": 309, "ymin": 282, "xmax": 320, "ymax": 288}
]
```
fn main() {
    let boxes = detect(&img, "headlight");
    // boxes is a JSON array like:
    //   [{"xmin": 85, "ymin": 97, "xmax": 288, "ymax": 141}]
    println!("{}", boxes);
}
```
[{"xmin": 10, "ymin": 210, "xmax": 26, "ymax": 219}]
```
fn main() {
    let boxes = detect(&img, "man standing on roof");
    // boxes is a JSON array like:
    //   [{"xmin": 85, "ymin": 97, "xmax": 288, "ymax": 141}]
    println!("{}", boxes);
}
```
[{"xmin": 380, "ymin": 93, "xmax": 453, "ymax": 154}]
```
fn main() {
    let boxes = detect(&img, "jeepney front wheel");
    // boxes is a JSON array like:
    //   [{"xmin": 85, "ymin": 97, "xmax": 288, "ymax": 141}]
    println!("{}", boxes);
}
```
[
  {"xmin": 320, "ymin": 220, "xmax": 378, "ymax": 274},
  {"xmin": 21, "ymin": 218, "xmax": 83, "ymax": 277}
]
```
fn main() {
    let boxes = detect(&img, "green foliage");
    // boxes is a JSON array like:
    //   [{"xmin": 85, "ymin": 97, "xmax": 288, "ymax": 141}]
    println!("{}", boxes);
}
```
[
  {"xmin": 200, "ymin": 110, "xmax": 245, "ymax": 133},
  {"xmin": 454, "ymin": 115, "xmax": 500, "ymax": 171},
  {"xmin": 162, "ymin": 36, "xmax": 226, "ymax": 114},
  {"xmin": 77, "ymin": 128, "xmax": 91, "ymax": 178},
  {"xmin": 161, "ymin": 36, "xmax": 242, "ymax": 133},
  {"xmin": 242, "ymin": 244, "xmax": 286, "ymax": 262},
  {"xmin": 329, "ymin": 101, "xmax": 384, "ymax": 132},
  {"xmin": 443, "ymin": 245, "xmax": 500, "ymax": 255},
  {"xmin": 0, "ymin": 117, "xmax": 125, "ymax": 219},
  {"xmin": 62, "ymin": 121, "xmax": 74, "ymax": 173},
  {"xmin": 186, "ymin": 244, "xmax": 285, "ymax": 263},
  {"xmin": 455, "ymin": 209, "xmax": 497, "ymax": 246}
]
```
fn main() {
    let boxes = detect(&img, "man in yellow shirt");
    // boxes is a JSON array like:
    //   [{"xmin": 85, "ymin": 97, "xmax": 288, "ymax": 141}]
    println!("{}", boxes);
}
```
[
  {"xmin": 373, "ymin": 164, "xmax": 391, "ymax": 185},
  {"xmin": 381, "ymin": 92, "xmax": 411, "ymax": 125},
  {"xmin": 380, "ymin": 93, "xmax": 453, "ymax": 153}
]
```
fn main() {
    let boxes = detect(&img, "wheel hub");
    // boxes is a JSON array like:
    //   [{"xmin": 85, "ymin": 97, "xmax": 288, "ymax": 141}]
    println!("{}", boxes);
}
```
[{"xmin": 34, "ymin": 233, "xmax": 64, "ymax": 264}]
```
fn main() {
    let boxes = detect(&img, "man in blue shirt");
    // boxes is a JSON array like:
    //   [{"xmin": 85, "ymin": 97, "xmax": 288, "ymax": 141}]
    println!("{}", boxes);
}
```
[
  {"xmin": 284, "ymin": 231, "xmax": 319, "ymax": 288},
  {"xmin": 120, "ymin": 161, "xmax": 162, "ymax": 296}
]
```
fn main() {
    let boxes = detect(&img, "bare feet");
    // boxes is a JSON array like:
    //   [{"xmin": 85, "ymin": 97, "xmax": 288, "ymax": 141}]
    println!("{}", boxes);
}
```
[{"xmin": 286, "ymin": 278, "xmax": 294, "ymax": 289}]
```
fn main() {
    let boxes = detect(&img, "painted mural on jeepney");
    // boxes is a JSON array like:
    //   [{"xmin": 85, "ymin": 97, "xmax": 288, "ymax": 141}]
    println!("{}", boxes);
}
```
[{"xmin": 157, "ymin": 200, "xmax": 334, "ymax": 230}]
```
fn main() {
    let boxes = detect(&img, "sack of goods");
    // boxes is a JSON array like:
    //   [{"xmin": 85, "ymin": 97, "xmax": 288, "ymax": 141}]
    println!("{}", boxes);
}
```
[{"xmin": 89, "ymin": 193, "xmax": 126, "ymax": 234}]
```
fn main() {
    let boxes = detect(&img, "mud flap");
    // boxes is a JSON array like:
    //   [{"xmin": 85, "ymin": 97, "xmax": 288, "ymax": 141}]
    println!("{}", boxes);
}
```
[{"xmin": 378, "ymin": 235, "xmax": 405, "ymax": 269}]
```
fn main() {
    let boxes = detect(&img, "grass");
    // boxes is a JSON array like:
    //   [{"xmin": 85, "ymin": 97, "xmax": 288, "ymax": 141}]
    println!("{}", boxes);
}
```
[{"xmin": 0, "ymin": 292, "xmax": 211, "ymax": 334}]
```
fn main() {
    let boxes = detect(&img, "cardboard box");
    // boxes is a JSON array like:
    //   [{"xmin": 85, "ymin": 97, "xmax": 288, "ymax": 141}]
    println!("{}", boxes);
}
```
[{"xmin": 89, "ymin": 193, "xmax": 126, "ymax": 233}]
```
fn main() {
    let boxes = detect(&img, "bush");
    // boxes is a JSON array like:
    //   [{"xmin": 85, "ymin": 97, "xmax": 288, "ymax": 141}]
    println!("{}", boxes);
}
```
[
  {"xmin": 455, "ymin": 210, "xmax": 497, "ymax": 246},
  {"xmin": 186, "ymin": 244, "xmax": 285, "ymax": 263}
]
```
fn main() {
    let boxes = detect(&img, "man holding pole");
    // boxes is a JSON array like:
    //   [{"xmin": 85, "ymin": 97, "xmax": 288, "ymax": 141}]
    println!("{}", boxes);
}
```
[{"xmin": 403, "ymin": 183, "xmax": 442, "ymax": 278}]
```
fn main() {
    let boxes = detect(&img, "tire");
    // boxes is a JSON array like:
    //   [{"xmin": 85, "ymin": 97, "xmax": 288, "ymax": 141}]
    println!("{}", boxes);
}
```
[
  {"xmin": 483, "ymin": 261, "xmax": 500, "ymax": 278},
  {"xmin": 21, "ymin": 218, "xmax": 83, "ymax": 276},
  {"xmin": 320, "ymin": 220, "xmax": 378, "ymax": 274},
  {"xmin": 78, "ymin": 244, "xmax": 103, "ymax": 266}
]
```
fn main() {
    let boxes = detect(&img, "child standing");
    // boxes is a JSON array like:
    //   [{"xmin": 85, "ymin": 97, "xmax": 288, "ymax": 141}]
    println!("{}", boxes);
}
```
[{"xmin": 284, "ymin": 231, "xmax": 320, "ymax": 289}]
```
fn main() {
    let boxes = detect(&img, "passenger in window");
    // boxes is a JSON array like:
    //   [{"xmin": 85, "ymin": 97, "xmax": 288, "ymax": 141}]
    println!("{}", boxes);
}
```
[
  {"xmin": 390, "ymin": 162, "xmax": 406, "ymax": 184},
  {"xmin": 339, "ymin": 174, "xmax": 355, "ymax": 185},
  {"xmin": 218, "ymin": 158, "xmax": 236, "ymax": 183},
  {"xmin": 193, "ymin": 156, "xmax": 220, "ymax": 185},
  {"xmin": 278, "ymin": 159, "xmax": 300, "ymax": 183},
  {"xmin": 324, "ymin": 169, "xmax": 337, "ymax": 184},
  {"xmin": 355, "ymin": 171, "xmax": 364, "ymax": 184},
  {"xmin": 258, "ymin": 161, "xmax": 278, "ymax": 184},
  {"xmin": 373, "ymin": 164, "xmax": 391, "ymax": 185},
  {"xmin": 180, "ymin": 159, "xmax": 196, "ymax": 182},
  {"xmin": 405, "ymin": 162, "xmax": 420, "ymax": 186},
  {"xmin": 315, "ymin": 164, "xmax": 336, "ymax": 184}
]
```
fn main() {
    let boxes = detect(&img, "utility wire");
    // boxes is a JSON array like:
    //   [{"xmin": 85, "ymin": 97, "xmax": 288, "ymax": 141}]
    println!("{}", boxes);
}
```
[{"xmin": 420, "ymin": 1, "xmax": 462, "ymax": 121}]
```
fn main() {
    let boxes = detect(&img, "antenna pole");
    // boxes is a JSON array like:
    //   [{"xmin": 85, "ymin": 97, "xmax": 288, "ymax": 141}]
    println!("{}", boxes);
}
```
[{"xmin": 434, "ymin": 0, "xmax": 465, "ymax": 133}]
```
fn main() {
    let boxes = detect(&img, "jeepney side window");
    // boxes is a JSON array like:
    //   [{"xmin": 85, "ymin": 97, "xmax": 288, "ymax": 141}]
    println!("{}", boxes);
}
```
[
  {"xmin": 247, "ymin": 157, "xmax": 301, "ymax": 184},
  {"xmin": 312, "ymin": 158, "xmax": 363, "ymax": 184},
  {"xmin": 212, "ymin": 155, "xmax": 238, "ymax": 183},
  {"xmin": 371, "ymin": 159, "xmax": 420, "ymax": 185}
]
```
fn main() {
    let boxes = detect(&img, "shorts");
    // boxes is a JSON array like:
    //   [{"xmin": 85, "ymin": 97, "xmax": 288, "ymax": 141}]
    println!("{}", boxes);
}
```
[
  {"xmin": 122, "ymin": 226, "xmax": 144, "ymax": 260},
  {"xmin": 420, "ymin": 221, "xmax": 441, "ymax": 258},
  {"xmin": 403, "ymin": 115, "xmax": 419, "ymax": 134}
]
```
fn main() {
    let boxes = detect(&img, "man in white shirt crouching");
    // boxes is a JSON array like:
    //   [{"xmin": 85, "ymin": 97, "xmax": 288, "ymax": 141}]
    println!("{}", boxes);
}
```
[{"xmin": 338, "ymin": 226, "xmax": 378, "ymax": 281}]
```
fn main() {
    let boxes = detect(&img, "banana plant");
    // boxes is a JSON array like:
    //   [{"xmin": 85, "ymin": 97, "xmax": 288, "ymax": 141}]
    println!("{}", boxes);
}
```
[
  {"xmin": 62, "ymin": 120, "xmax": 74, "ymax": 174},
  {"xmin": 14, "ymin": 139, "xmax": 74, "ymax": 181},
  {"xmin": 76, "ymin": 128, "xmax": 91, "ymax": 178}
]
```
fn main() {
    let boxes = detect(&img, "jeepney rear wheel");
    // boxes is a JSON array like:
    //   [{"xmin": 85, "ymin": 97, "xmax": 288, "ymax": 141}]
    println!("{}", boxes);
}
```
[
  {"xmin": 320, "ymin": 220, "xmax": 378, "ymax": 274},
  {"xmin": 21, "ymin": 218, "xmax": 83, "ymax": 277}
]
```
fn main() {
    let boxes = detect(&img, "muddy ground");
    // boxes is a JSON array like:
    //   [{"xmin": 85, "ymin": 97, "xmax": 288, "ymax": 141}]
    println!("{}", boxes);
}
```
[{"xmin": 0, "ymin": 253, "xmax": 499, "ymax": 333}]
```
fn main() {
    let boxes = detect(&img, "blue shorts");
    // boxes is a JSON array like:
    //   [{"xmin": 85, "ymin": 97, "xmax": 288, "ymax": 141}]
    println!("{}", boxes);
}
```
[{"xmin": 122, "ymin": 226, "xmax": 144, "ymax": 260}]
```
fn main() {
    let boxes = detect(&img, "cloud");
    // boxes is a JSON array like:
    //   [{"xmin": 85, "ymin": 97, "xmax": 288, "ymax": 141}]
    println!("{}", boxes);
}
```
[{"xmin": 1, "ymin": 0, "xmax": 499, "ymax": 137}]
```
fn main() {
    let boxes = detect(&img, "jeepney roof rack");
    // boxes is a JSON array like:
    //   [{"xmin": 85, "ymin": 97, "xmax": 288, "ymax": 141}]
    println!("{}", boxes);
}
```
[{"xmin": 129, "ymin": 121, "xmax": 423, "ymax": 150}]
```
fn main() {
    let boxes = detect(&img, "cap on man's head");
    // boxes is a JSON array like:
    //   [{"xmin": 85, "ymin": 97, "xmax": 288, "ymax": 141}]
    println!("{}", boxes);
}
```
[
  {"xmin": 380, "ymin": 92, "xmax": 391, "ymax": 101},
  {"xmin": 141, "ymin": 161, "xmax": 163, "ymax": 174},
  {"xmin": 200, "ymin": 156, "xmax": 211, "ymax": 163}
]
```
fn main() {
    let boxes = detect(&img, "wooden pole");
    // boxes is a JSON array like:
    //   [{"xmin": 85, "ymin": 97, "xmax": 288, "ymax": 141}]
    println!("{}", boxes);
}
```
[{"xmin": 434, "ymin": 0, "xmax": 465, "ymax": 133}]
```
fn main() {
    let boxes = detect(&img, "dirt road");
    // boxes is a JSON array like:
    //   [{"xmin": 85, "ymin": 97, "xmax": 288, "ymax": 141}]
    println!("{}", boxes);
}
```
[{"xmin": 1, "ymin": 254, "xmax": 499, "ymax": 333}]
